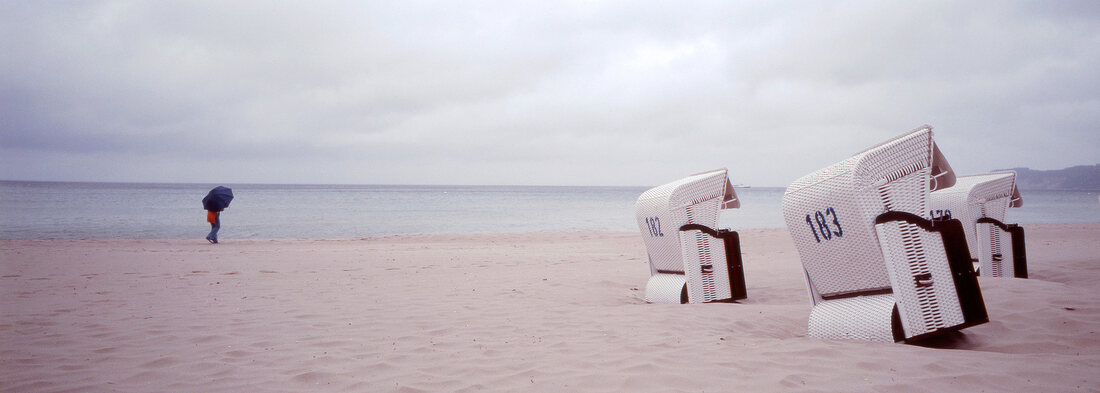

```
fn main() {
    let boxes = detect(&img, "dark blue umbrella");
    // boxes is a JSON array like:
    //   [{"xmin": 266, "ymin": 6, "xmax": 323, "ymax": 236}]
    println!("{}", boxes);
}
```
[{"xmin": 203, "ymin": 186, "xmax": 234, "ymax": 212}]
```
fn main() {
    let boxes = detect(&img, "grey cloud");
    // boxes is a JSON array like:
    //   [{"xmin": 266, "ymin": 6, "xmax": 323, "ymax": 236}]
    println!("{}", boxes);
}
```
[{"xmin": 1, "ymin": 1, "xmax": 1097, "ymax": 186}]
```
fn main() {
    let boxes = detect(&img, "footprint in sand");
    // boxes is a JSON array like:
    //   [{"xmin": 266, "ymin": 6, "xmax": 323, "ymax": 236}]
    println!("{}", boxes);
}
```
[
  {"xmin": 192, "ymin": 335, "xmax": 227, "ymax": 344},
  {"xmin": 138, "ymin": 357, "xmax": 180, "ymax": 368},
  {"xmin": 223, "ymin": 350, "xmax": 251, "ymax": 358}
]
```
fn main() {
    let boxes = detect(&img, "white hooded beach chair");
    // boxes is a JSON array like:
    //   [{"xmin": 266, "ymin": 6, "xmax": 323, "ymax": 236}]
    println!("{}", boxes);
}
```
[
  {"xmin": 781, "ymin": 126, "xmax": 988, "ymax": 342},
  {"xmin": 635, "ymin": 168, "xmax": 747, "ymax": 304},
  {"xmin": 930, "ymin": 172, "xmax": 1027, "ymax": 278}
]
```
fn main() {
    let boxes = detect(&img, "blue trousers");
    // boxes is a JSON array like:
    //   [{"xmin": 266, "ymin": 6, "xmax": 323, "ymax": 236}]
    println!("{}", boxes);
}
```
[{"xmin": 207, "ymin": 212, "xmax": 220, "ymax": 243}]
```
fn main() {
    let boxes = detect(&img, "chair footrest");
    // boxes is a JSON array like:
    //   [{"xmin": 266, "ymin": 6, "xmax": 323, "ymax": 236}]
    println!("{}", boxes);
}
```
[
  {"xmin": 809, "ymin": 294, "xmax": 899, "ymax": 342},
  {"xmin": 645, "ymin": 273, "xmax": 687, "ymax": 304}
]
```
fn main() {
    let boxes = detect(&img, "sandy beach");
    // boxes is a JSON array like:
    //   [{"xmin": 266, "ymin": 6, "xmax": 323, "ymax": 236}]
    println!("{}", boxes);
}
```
[{"xmin": 2, "ymin": 223, "xmax": 1099, "ymax": 392}]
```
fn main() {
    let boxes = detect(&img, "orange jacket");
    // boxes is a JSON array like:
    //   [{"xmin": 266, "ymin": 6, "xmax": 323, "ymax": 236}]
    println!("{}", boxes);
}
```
[{"xmin": 207, "ymin": 211, "xmax": 218, "ymax": 224}]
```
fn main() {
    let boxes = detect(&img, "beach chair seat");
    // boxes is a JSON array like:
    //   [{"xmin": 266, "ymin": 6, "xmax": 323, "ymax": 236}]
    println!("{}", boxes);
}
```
[
  {"xmin": 930, "ymin": 172, "xmax": 1027, "ymax": 278},
  {"xmin": 635, "ymin": 168, "xmax": 747, "ymax": 304},
  {"xmin": 782, "ymin": 126, "xmax": 988, "ymax": 342}
]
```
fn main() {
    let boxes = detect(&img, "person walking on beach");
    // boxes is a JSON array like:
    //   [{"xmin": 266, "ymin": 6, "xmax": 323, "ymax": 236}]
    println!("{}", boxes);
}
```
[
  {"xmin": 206, "ymin": 210, "xmax": 221, "ymax": 244},
  {"xmin": 202, "ymin": 186, "xmax": 234, "ymax": 244}
]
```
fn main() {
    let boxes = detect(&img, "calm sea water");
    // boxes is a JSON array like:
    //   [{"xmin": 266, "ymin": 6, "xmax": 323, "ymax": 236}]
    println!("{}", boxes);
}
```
[{"xmin": 1, "ymin": 181, "xmax": 1097, "ymax": 239}]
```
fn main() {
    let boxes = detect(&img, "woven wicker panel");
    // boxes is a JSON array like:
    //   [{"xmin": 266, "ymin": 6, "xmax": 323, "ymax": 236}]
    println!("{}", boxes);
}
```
[
  {"xmin": 874, "ymin": 178, "xmax": 966, "ymax": 339},
  {"xmin": 636, "ymin": 169, "xmax": 734, "ymax": 303},
  {"xmin": 645, "ymin": 273, "xmax": 687, "ymax": 304},
  {"xmin": 976, "ymin": 223, "xmax": 995, "ymax": 275},
  {"xmin": 983, "ymin": 195, "xmax": 1010, "ymax": 220},
  {"xmin": 807, "ymin": 294, "xmax": 896, "ymax": 342},
  {"xmin": 999, "ymin": 224, "xmax": 1016, "ymax": 277},
  {"xmin": 681, "ymin": 198, "xmax": 733, "ymax": 302},
  {"xmin": 983, "ymin": 195, "xmax": 1013, "ymax": 277},
  {"xmin": 977, "ymin": 218, "xmax": 1017, "ymax": 278},
  {"xmin": 782, "ymin": 127, "xmax": 935, "ymax": 299}
]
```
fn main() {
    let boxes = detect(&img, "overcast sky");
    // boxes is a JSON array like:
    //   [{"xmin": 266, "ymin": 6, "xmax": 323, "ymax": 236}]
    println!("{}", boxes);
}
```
[{"xmin": 2, "ymin": 1, "xmax": 1097, "ymax": 186}]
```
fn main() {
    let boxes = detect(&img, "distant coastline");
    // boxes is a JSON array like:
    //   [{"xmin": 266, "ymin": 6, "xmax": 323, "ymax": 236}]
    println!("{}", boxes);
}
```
[{"xmin": 997, "ymin": 164, "xmax": 1100, "ymax": 191}]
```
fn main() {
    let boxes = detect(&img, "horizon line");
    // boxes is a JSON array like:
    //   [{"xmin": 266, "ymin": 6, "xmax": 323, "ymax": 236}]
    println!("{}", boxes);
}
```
[{"xmin": 0, "ymin": 178, "xmax": 789, "ymax": 189}]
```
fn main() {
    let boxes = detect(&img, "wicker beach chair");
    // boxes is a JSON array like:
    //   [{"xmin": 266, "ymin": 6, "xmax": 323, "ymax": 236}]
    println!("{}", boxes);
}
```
[
  {"xmin": 930, "ymin": 172, "xmax": 1027, "ymax": 278},
  {"xmin": 781, "ymin": 125, "xmax": 988, "ymax": 342},
  {"xmin": 635, "ymin": 168, "xmax": 747, "ymax": 304}
]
